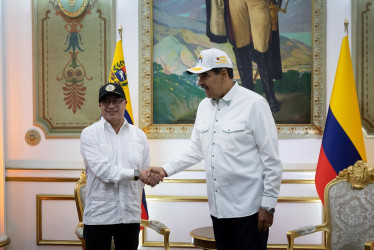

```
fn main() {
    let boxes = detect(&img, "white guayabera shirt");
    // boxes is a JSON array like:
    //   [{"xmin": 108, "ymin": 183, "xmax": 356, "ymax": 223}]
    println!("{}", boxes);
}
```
[
  {"xmin": 163, "ymin": 83, "xmax": 283, "ymax": 218},
  {"xmin": 81, "ymin": 117, "xmax": 150, "ymax": 225}
]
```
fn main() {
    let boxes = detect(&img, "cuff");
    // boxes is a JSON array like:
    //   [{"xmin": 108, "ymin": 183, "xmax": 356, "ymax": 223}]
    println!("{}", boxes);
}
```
[
  {"xmin": 261, "ymin": 195, "xmax": 278, "ymax": 209},
  {"xmin": 161, "ymin": 163, "xmax": 176, "ymax": 177},
  {"xmin": 122, "ymin": 169, "xmax": 136, "ymax": 181}
]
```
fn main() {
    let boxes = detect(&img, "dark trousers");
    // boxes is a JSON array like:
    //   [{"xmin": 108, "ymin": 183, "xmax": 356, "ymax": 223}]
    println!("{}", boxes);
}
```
[
  {"xmin": 84, "ymin": 223, "xmax": 140, "ymax": 250},
  {"xmin": 211, "ymin": 213, "xmax": 269, "ymax": 250}
]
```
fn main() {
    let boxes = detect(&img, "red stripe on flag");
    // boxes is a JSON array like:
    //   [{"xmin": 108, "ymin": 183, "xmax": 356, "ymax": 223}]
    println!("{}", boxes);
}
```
[
  {"xmin": 315, "ymin": 147, "xmax": 338, "ymax": 205},
  {"xmin": 141, "ymin": 203, "xmax": 148, "ymax": 220},
  {"xmin": 140, "ymin": 190, "xmax": 149, "ymax": 230}
]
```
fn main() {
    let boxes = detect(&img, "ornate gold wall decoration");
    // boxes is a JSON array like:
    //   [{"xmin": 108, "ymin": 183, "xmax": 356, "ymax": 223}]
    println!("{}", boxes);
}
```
[
  {"xmin": 33, "ymin": 0, "xmax": 115, "ymax": 138},
  {"xmin": 57, "ymin": 0, "xmax": 89, "ymax": 18},
  {"xmin": 25, "ymin": 129, "xmax": 41, "ymax": 146}
]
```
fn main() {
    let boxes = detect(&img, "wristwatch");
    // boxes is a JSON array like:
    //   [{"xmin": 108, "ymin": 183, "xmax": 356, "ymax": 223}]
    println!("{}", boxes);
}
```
[
  {"xmin": 261, "ymin": 206, "xmax": 275, "ymax": 215},
  {"xmin": 133, "ymin": 170, "xmax": 139, "ymax": 181}
]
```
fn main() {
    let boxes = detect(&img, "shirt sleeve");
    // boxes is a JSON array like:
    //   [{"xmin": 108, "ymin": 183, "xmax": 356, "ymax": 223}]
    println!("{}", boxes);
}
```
[
  {"xmin": 162, "ymin": 119, "xmax": 204, "ymax": 177},
  {"xmin": 80, "ymin": 128, "xmax": 133, "ymax": 183},
  {"xmin": 140, "ymin": 132, "xmax": 151, "ymax": 171},
  {"xmin": 252, "ymin": 98, "xmax": 283, "ymax": 208}
]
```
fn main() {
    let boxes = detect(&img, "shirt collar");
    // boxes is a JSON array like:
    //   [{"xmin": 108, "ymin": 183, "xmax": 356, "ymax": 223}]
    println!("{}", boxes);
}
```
[
  {"xmin": 209, "ymin": 81, "xmax": 239, "ymax": 106},
  {"xmin": 100, "ymin": 116, "xmax": 128, "ymax": 129}
]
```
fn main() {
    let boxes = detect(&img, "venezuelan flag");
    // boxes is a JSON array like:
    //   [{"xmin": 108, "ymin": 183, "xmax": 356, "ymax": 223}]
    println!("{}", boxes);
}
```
[
  {"xmin": 108, "ymin": 40, "xmax": 149, "ymax": 222},
  {"xmin": 108, "ymin": 40, "xmax": 134, "ymax": 125},
  {"xmin": 315, "ymin": 36, "xmax": 367, "ymax": 205}
]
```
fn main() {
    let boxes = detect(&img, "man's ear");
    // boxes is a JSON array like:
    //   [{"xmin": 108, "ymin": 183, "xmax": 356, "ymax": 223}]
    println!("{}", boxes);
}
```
[{"xmin": 221, "ymin": 68, "xmax": 228, "ymax": 79}]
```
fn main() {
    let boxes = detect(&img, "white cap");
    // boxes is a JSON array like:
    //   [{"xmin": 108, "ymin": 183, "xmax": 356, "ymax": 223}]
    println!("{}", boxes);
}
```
[{"xmin": 187, "ymin": 48, "xmax": 233, "ymax": 74}]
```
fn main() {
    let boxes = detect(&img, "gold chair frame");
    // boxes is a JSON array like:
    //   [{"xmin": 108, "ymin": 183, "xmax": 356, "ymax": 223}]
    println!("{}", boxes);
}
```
[
  {"xmin": 287, "ymin": 160, "xmax": 374, "ymax": 250},
  {"xmin": 74, "ymin": 171, "xmax": 170, "ymax": 250}
]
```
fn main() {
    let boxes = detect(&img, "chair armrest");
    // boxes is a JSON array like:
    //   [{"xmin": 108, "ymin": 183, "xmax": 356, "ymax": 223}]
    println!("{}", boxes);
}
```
[
  {"xmin": 286, "ymin": 224, "xmax": 328, "ymax": 250},
  {"xmin": 75, "ymin": 222, "xmax": 84, "ymax": 240},
  {"xmin": 141, "ymin": 219, "xmax": 170, "ymax": 250},
  {"xmin": 141, "ymin": 219, "xmax": 170, "ymax": 235},
  {"xmin": 365, "ymin": 240, "xmax": 374, "ymax": 250}
]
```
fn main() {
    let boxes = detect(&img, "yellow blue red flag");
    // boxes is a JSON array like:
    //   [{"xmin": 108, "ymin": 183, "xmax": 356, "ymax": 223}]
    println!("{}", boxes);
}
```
[
  {"xmin": 108, "ymin": 40, "xmax": 149, "ymax": 222},
  {"xmin": 108, "ymin": 40, "xmax": 134, "ymax": 125},
  {"xmin": 315, "ymin": 36, "xmax": 367, "ymax": 205}
]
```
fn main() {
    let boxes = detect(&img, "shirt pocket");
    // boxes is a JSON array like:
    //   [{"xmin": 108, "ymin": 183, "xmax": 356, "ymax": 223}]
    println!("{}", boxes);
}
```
[
  {"xmin": 128, "ymin": 139, "xmax": 143, "ymax": 169},
  {"xmin": 220, "ymin": 123, "xmax": 249, "ymax": 150},
  {"xmin": 196, "ymin": 123, "xmax": 210, "ymax": 151}
]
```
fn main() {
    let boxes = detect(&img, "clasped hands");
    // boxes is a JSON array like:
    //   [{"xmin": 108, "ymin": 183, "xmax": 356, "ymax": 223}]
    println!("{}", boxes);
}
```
[{"xmin": 139, "ymin": 167, "xmax": 167, "ymax": 187}]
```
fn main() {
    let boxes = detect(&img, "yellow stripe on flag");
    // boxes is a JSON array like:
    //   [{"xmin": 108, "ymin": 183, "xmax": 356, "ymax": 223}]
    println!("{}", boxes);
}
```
[
  {"xmin": 108, "ymin": 40, "xmax": 134, "ymax": 124},
  {"xmin": 329, "ymin": 36, "xmax": 366, "ymax": 160}
]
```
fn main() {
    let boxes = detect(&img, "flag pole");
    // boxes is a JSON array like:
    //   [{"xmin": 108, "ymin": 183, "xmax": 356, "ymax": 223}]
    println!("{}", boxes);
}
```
[
  {"xmin": 118, "ymin": 25, "xmax": 123, "ymax": 41},
  {"xmin": 344, "ymin": 18, "xmax": 348, "ymax": 35}
]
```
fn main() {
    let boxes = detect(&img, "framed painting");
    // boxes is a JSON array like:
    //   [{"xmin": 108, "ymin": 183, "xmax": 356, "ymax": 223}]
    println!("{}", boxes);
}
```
[
  {"xmin": 139, "ymin": 0, "xmax": 326, "ymax": 139},
  {"xmin": 352, "ymin": 0, "xmax": 374, "ymax": 138},
  {"xmin": 33, "ymin": 0, "xmax": 116, "ymax": 138}
]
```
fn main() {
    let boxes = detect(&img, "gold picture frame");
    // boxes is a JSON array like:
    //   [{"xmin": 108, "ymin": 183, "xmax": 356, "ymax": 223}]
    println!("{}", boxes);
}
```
[
  {"xmin": 139, "ymin": 0, "xmax": 326, "ymax": 139},
  {"xmin": 352, "ymin": 0, "xmax": 374, "ymax": 138}
]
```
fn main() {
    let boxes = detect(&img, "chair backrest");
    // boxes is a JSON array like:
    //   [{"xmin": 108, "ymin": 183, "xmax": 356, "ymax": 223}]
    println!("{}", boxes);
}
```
[
  {"xmin": 74, "ymin": 171, "xmax": 87, "ymax": 223},
  {"xmin": 325, "ymin": 161, "xmax": 374, "ymax": 250}
]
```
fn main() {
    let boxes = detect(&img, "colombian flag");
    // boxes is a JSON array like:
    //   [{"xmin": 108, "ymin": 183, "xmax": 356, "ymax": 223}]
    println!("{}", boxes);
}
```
[
  {"xmin": 108, "ymin": 40, "xmax": 150, "ymax": 223},
  {"xmin": 315, "ymin": 36, "xmax": 367, "ymax": 205}
]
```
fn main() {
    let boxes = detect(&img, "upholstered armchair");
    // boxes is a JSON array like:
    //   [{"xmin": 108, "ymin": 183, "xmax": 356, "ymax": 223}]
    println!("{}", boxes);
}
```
[
  {"xmin": 287, "ymin": 160, "xmax": 374, "ymax": 250},
  {"xmin": 74, "ymin": 171, "xmax": 171, "ymax": 250}
]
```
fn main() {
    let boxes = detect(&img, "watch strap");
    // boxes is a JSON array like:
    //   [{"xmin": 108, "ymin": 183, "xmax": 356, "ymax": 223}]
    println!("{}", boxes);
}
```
[
  {"xmin": 261, "ymin": 206, "xmax": 275, "ymax": 215},
  {"xmin": 133, "ymin": 170, "xmax": 139, "ymax": 181}
]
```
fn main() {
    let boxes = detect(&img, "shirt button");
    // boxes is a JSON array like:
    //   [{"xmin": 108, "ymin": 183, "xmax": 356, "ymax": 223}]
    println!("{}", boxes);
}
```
[
  {"xmin": 216, "ymin": 119, "xmax": 218, "ymax": 122},
  {"xmin": 214, "ymin": 131, "xmax": 216, "ymax": 133},
  {"xmin": 213, "ymin": 142, "xmax": 215, "ymax": 145},
  {"xmin": 218, "ymin": 109, "xmax": 221, "ymax": 111},
  {"xmin": 212, "ymin": 154, "xmax": 214, "ymax": 157}
]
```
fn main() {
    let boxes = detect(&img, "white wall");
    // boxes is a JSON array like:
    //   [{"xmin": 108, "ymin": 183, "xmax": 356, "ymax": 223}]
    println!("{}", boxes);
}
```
[{"xmin": 2, "ymin": 0, "xmax": 373, "ymax": 249}]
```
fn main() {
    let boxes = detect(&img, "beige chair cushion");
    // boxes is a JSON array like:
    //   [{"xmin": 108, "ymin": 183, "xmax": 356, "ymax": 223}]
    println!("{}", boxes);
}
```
[{"xmin": 75, "ymin": 226, "xmax": 84, "ymax": 239}]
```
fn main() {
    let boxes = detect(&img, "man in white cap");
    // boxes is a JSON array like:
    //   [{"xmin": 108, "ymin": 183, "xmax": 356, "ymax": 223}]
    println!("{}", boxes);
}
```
[{"xmin": 150, "ymin": 48, "xmax": 283, "ymax": 249}]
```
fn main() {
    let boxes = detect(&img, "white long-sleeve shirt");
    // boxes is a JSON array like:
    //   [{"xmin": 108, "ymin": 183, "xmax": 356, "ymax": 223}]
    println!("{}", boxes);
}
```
[
  {"xmin": 80, "ymin": 117, "xmax": 150, "ymax": 225},
  {"xmin": 163, "ymin": 83, "xmax": 282, "ymax": 218}
]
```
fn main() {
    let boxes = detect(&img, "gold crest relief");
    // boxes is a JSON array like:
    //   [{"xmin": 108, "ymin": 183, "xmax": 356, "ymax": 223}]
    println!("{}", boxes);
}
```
[{"xmin": 57, "ymin": 0, "xmax": 89, "ymax": 18}]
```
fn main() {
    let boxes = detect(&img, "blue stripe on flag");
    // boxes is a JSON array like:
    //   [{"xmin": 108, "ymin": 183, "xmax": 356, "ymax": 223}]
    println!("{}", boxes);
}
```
[
  {"xmin": 125, "ymin": 111, "xmax": 133, "ymax": 125},
  {"xmin": 322, "ymin": 108, "xmax": 362, "ymax": 174}
]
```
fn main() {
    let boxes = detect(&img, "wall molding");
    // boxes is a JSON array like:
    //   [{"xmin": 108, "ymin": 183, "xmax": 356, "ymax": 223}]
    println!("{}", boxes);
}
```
[{"xmin": 36, "ymin": 194, "xmax": 81, "ymax": 245}]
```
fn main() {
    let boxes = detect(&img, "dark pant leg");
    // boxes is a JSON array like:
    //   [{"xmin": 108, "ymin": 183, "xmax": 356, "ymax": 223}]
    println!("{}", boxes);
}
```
[
  {"xmin": 211, "ymin": 213, "xmax": 269, "ymax": 250},
  {"xmin": 234, "ymin": 213, "xmax": 269, "ymax": 250},
  {"xmin": 112, "ymin": 223, "xmax": 140, "ymax": 250},
  {"xmin": 211, "ymin": 215, "xmax": 236, "ymax": 250},
  {"xmin": 84, "ymin": 224, "xmax": 113, "ymax": 250}
]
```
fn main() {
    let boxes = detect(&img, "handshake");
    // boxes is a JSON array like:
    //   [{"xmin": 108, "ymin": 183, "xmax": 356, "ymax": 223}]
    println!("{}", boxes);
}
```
[{"xmin": 138, "ymin": 167, "xmax": 167, "ymax": 187}]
